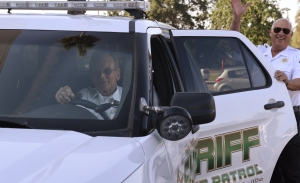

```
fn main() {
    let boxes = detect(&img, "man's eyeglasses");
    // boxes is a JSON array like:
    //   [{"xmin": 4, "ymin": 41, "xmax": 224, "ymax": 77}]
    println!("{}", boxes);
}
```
[
  {"xmin": 273, "ymin": 27, "xmax": 291, "ymax": 34},
  {"xmin": 92, "ymin": 68, "xmax": 117, "ymax": 76}
]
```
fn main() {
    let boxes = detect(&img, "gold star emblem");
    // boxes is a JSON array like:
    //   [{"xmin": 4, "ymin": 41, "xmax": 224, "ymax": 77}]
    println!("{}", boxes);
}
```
[{"xmin": 281, "ymin": 58, "xmax": 288, "ymax": 63}]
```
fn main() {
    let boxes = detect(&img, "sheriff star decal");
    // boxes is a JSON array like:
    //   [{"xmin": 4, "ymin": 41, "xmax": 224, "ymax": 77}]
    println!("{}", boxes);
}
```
[{"xmin": 281, "ymin": 58, "xmax": 288, "ymax": 63}]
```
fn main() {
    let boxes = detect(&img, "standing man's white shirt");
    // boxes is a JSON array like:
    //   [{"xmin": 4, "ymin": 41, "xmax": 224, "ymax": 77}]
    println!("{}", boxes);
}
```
[
  {"xmin": 78, "ymin": 86, "xmax": 122, "ymax": 119},
  {"xmin": 258, "ymin": 44, "xmax": 300, "ymax": 106}
]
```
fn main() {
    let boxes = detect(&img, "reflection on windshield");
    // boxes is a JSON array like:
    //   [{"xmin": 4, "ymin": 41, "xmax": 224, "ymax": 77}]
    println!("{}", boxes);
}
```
[{"xmin": 0, "ymin": 30, "xmax": 133, "ymax": 135}]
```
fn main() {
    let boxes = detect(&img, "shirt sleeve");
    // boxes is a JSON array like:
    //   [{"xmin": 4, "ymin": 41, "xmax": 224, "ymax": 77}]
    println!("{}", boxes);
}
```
[{"xmin": 292, "ymin": 51, "xmax": 300, "ymax": 79}]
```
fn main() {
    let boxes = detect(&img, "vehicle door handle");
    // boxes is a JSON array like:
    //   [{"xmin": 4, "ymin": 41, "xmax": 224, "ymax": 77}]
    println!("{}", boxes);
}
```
[{"xmin": 264, "ymin": 101, "xmax": 285, "ymax": 110}]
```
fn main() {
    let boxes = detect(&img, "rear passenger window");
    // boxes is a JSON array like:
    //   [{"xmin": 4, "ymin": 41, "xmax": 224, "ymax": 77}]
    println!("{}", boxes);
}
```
[{"xmin": 174, "ymin": 37, "xmax": 267, "ymax": 94}]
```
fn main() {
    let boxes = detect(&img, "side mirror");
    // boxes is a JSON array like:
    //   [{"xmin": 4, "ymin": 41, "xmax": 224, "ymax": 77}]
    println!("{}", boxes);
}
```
[
  {"xmin": 170, "ymin": 92, "xmax": 216, "ymax": 125},
  {"xmin": 140, "ymin": 98, "xmax": 192, "ymax": 141},
  {"xmin": 157, "ymin": 106, "xmax": 192, "ymax": 141}
]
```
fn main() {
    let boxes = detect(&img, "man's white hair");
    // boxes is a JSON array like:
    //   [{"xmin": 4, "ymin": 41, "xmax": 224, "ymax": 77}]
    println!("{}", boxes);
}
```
[{"xmin": 271, "ymin": 18, "xmax": 292, "ymax": 30}]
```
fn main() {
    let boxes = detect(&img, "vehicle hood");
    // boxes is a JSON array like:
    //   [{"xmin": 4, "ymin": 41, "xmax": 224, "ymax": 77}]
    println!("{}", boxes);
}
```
[{"xmin": 0, "ymin": 128, "xmax": 145, "ymax": 183}]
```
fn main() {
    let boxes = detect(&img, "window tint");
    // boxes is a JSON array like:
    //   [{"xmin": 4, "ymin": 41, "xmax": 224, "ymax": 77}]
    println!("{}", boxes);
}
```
[
  {"xmin": 0, "ymin": 30, "xmax": 134, "ymax": 136},
  {"xmin": 174, "ymin": 37, "xmax": 267, "ymax": 94}
]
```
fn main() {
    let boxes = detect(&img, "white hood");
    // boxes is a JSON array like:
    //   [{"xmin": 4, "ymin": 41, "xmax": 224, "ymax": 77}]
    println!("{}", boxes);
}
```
[{"xmin": 0, "ymin": 128, "xmax": 145, "ymax": 183}]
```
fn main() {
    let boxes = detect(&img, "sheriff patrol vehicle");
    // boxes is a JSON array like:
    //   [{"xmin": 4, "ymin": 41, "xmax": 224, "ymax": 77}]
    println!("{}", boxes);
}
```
[{"xmin": 0, "ymin": 1, "xmax": 296, "ymax": 183}]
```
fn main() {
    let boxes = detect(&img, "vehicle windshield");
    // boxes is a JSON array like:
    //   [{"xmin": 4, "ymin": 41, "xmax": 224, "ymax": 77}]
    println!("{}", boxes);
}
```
[{"xmin": 0, "ymin": 30, "xmax": 134, "ymax": 136}]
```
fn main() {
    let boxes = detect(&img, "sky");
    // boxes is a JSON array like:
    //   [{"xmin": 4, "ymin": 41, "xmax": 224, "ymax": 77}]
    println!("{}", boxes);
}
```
[{"xmin": 279, "ymin": 0, "xmax": 299, "ymax": 28}]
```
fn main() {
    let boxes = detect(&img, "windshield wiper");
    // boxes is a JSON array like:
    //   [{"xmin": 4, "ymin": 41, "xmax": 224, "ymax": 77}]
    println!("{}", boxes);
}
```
[{"xmin": 0, "ymin": 117, "xmax": 43, "ymax": 129}]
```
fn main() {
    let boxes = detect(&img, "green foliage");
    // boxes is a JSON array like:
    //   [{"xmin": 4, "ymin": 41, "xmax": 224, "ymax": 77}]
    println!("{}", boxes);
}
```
[
  {"xmin": 147, "ymin": 0, "xmax": 216, "ymax": 29},
  {"xmin": 291, "ymin": 0, "xmax": 300, "ymax": 48},
  {"xmin": 210, "ymin": 0, "xmax": 282, "ymax": 45},
  {"xmin": 107, "ymin": 11, "xmax": 131, "ymax": 17},
  {"xmin": 108, "ymin": 11, "xmax": 120, "ymax": 16}
]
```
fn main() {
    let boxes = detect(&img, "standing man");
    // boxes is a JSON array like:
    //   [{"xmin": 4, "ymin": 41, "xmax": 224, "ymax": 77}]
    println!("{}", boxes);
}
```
[{"xmin": 230, "ymin": 0, "xmax": 300, "ymax": 182}]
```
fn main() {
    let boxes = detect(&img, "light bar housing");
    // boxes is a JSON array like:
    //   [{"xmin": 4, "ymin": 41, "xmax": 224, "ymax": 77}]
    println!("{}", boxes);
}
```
[{"xmin": 0, "ymin": 1, "xmax": 150, "ymax": 11}]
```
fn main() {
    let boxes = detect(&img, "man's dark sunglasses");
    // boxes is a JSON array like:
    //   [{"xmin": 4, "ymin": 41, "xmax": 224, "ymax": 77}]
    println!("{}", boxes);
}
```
[
  {"xmin": 92, "ymin": 68, "xmax": 117, "ymax": 76},
  {"xmin": 273, "ymin": 27, "xmax": 291, "ymax": 34}
]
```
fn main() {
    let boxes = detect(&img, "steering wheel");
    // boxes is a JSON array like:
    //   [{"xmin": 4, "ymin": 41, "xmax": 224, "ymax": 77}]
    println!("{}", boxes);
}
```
[{"xmin": 69, "ymin": 98, "xmax": 119, "ymax": 120}]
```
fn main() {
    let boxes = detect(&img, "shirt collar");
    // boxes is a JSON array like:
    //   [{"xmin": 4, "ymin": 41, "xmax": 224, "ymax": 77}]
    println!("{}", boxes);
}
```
[
  {"xmin": 92, "ymin": 86, "xmax": 121, "ymax": 101},
  {"xmin": 263, "ymin": 46, "xmax": 290, "ymax": 58}
]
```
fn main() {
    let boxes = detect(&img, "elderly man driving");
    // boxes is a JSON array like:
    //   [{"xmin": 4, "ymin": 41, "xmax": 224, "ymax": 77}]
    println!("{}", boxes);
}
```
[{"xmin": 55, "ymin": 54, "xmax": 122, "ymax": 119}]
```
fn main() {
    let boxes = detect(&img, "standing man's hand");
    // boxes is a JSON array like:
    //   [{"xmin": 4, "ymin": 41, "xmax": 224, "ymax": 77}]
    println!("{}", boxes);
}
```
[
  {"xmin": 55, "ymin": 86, "xmax": 75, "ymax": 104},
  {"xmin": 230, "ymin": 0, "xmax": 251, "ymax": 17},
  {"xmin": 230, "ymin": 0, "xmax": 251, "ymax": 31},
  {"xmin": 274, "ymin": 70, "xmax": 288, "ymax": 83}
]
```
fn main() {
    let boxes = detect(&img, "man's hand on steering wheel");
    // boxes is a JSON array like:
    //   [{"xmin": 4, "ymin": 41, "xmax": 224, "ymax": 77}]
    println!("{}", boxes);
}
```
[{"xmin": 55, "ymin": 86, "xmax": 75, "ymax": 104}]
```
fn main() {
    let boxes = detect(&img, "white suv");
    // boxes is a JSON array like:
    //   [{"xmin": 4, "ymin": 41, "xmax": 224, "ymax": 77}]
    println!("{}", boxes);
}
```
[{"xmin": 0, "ymin": 1, "xmax": 296, "ymax": 183}]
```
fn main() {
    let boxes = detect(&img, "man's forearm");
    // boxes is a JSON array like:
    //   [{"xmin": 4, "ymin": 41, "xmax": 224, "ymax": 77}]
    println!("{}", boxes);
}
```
[
  {"xmin": 230, "ymin": 15, "xmax": 242, "ymax": 32},
  {"xmin": 286, "ymin": 78, "xmax": 300, "ymax": 91}
]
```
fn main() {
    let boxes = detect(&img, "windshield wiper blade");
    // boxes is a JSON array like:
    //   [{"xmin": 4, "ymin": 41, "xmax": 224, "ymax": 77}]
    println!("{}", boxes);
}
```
[{"xmin": 0, "ymin": 117, "xmax": 42, "ymax": 129}]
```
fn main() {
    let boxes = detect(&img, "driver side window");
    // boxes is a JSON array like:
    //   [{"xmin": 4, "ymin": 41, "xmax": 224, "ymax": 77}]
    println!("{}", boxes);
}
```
[{"xmin": 176, "ymin": 37, "xmax": 268, "ymax": 94}]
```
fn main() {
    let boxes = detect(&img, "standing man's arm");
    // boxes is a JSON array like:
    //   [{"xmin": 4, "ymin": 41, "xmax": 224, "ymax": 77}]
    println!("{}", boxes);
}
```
[
  {"xmin": 230, "ymin": 0, "xmax": 251, "ymax": 31},
  {"xmin": 274, "ymin": 53, "xmax": 300, "ymax": 91},
  {"xmin": 275, "ymin": 70, "xmax": 300, "ymax": 91},
  {"xmin": 286, "ymin": 79, "xmax": 300, "ymax": 91}
]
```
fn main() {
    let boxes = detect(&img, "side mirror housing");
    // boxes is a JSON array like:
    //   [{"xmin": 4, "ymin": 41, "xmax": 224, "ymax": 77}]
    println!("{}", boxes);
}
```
[
  {"xmin": 157, "ymin": 106, "xmax": 192, "ymax": 141},
  {"xmin": 140, "ymin": 92, "xmax": 215, "ymax": 141},
  {"xmin": 140, "ymin": 98, "xmax": 192, "ymax": 141},
  {"xmin": 170, "ymin": 92, "xmax": 216, "ymax": 125}
]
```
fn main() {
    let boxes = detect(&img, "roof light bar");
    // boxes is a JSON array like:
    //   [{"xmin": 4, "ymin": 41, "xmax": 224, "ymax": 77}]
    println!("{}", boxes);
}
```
[{"xmin": 0, "ymin": 1, "xmax": 150, "ymax": 11}]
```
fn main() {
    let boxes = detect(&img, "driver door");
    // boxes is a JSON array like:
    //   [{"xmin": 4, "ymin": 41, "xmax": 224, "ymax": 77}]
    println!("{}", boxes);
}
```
[{"xmin": 165, "ymin": 30, "xmax": 296, "ymax": 183}]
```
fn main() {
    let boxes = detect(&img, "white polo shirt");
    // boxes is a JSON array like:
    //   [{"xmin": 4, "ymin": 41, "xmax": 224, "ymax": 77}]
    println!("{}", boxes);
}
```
[
  {"xmin": 258, "ymin": 44, "xmax": 300, "ymax": 106},
  {"xmin": 78, "ymin": 86, "xmax": 122, "ymax": 119}
]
